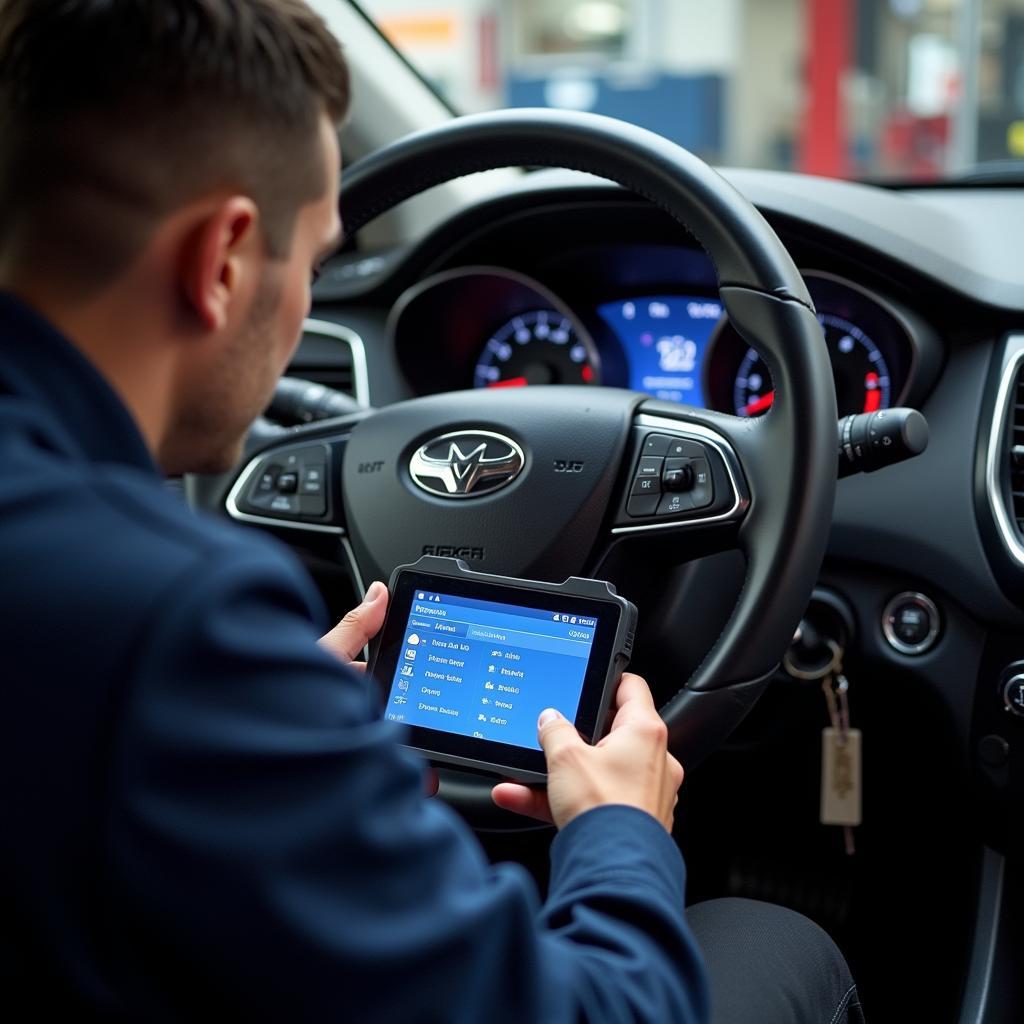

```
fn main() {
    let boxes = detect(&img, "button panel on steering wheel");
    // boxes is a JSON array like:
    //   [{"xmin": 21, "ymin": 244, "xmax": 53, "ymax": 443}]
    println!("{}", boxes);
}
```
[{"xmin": 613, "ymin": 419, "xmax": 746, "ymax": 531}]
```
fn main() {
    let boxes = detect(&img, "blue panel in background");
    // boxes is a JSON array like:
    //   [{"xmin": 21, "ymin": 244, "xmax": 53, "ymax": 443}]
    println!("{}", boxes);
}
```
[{"xmin": 505, "ymin": 72, "xmax": 723, "ymax": 155}]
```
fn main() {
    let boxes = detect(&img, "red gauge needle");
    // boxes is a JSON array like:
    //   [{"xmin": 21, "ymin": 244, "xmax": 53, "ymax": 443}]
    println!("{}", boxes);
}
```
[
  {"xmin": 743, "ymin": 390, "xmax": 775, "ymax": 415},
  {"xmin": 487, "ymin": 376, "xmax": 528, "ymax": 389},
  {"xmin": 863, "ymin": 372, "xmax": 881, "ymax": 413}
]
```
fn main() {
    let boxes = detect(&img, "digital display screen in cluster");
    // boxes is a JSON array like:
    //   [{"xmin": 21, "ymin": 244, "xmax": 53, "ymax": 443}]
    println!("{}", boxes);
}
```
[
  {"xmin": 383, "ymin": 590, "xmax": 598, "ymax": 752},
  {"xmin": 596, "ymin": 294, "xmax": 723, "ymax": 406}
]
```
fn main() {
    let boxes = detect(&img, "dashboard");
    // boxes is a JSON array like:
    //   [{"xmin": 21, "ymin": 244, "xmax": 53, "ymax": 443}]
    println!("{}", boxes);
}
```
[
  {"xmin": 388, "ymin": 246, "xmax": 931, "ymax": 419},
  {"xmin": 273, "ymin": 139, "xmax": 1024, "ymax": 1024},
  {"xmin": 280, "ymin": 169, "xmax": 1024, "ymax": 1020}
]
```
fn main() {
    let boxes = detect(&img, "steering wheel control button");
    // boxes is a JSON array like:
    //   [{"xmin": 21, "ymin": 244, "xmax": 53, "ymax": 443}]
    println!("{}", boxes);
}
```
[
  {"xmin": 631, "ymin": 474, "xmax": 661, "ymax": 496},
  {"xmin": 301, "ymin": 464, "xmax": 326, "ymax": 495},
  {"xmin": 641, "ymin": 434, "xmax": 672, "ymax": 456},
  {"xmin": 627, "ymin": 494, "xmax": 660, "ymax": 517},
  {"xmin": 256, "ymin": 466, "xmax": 280, "ymax": 495},
  {"xmin": 657, "ymin": 490, "xmax": 694, "ymax": 516},
  {"xmin": 1004, "ymin": 675, "xmax": 1024, "ymax": 718},
  {"xmin": 690, "ymin": 458, "xmax": 713, "ymax": 508},
  {"xmin": 277, "ymin": 471, "xmax": 299, "ymax": 494},
  {"xmin": 269, "ymin": 494, "xmax": 300, "ymax": 514},
  {"xmin": 636, "ymin": 456, "xmax": 663, "ymax": 477},
  {"xmin": 662, "ymin": 459, "xmax": 693, "ymax": 492},
  {"xmin": 666, "ymin": 438, "xmax": 705, "ymax": 459},
  {"xmin": 882, "ymin": 592, "xmax": 940, "ymax": 655}
]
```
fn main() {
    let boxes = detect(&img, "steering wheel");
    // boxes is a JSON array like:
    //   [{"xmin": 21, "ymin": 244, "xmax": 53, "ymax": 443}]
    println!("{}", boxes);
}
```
[{"xmin": 224, "ymin": 109, "xmax": 837, "ymax": 828}]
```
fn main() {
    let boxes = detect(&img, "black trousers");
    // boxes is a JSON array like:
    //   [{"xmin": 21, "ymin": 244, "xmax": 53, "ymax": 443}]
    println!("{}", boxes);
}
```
[{"xmin": 687, "ymin": 898, "xmax": 865, "ymax": 1024}]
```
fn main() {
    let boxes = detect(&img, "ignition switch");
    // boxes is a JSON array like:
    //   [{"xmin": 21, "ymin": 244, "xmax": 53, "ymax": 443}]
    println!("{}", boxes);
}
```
[{"xmin": 783, "ymin": 588, "xmax": 856, "ymax": 681}]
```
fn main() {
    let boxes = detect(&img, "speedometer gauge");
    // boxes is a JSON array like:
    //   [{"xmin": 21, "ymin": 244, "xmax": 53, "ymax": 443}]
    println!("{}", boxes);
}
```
[
  {"xmin": 733, "ymin": 313, "xmax": 892, "ymax": 417},
  {"xmin": 473, "ymin": 310, "xmax": 599, "ymax": 389}
]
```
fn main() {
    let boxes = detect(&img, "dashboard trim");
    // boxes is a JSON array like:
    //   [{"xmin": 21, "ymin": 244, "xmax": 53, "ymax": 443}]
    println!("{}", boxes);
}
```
[
  {"xmin": 610, "ymin": 413, "xmax": 747, "ymax": 535},
  {"xmin": 984, "ymin": 337, "xmax": 1024, "ymax": 568},
  {"xmin": 302, "ymin": 317, "xmax": 371, "ymax": 408}
]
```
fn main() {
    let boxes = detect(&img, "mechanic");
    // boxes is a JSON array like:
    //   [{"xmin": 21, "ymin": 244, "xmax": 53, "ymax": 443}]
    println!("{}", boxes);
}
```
[{"xmin": 0, "ymin": 1, "xmax": 862, "ymax": 1021}]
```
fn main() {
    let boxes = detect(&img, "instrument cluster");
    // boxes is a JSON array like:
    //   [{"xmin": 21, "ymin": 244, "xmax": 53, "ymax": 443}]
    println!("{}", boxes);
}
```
[{"xmin": 390, "ymin": 260, "xmax": 922, "ymax": 419}]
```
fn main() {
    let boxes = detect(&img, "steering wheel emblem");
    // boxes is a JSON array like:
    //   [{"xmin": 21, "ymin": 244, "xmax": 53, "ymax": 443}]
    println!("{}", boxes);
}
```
[{"xmin": 409, "ymin": 430, "xmax": 525, "ymax": 499}]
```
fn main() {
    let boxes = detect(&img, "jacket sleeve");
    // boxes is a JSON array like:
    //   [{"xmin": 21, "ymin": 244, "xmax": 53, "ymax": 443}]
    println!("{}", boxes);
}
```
[{"xmin": 101, "ymin": 542, "xmax": 709, "ymax": 1023}]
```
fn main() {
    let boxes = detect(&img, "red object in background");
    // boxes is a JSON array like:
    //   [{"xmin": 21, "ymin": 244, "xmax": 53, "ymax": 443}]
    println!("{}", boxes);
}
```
[
  {"xmin": 478, "ymin": 13, "xmax": 497, "ymax": 92},
  {"xmin": 880, "ymin": 109, "xmax": 950, "ymax": 180},
  {"xmin": 799, "ymin": 0, "xmax": 851, "ymax": 178},
  {"xmin": 863, "ymin": 372, "xmax": 881, "ymax": 413}
]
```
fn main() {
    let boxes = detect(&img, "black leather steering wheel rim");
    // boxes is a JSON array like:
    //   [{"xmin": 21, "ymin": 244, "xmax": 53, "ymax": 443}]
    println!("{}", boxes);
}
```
[{"xmin": 335, "ymin": 109, "xmax": 837, "ymax": 820}]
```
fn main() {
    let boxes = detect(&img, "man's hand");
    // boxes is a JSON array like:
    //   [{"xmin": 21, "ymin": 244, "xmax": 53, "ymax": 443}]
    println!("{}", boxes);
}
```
[
  {"xmin": 318, "ymin": 581, "xmax": 388, "ymax": 668},
  {"xmin": 318, "ymin": 584, "xmax": 438, "ymax": 798},
  {"xmin": 491, "ymin": 673, "xmax": 683, "ymax": 833}
]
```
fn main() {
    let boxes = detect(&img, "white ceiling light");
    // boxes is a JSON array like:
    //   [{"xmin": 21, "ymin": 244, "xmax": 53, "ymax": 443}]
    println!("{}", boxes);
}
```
[{"xmin": 563, "ymin": 1, "xmax": 627, "ymax": 42}]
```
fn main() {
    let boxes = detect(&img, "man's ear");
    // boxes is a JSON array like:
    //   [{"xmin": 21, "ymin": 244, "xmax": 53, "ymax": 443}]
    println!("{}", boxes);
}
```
[{"xmin": 180, "ymin": 197, "xmax": 260, "ymax": 331}]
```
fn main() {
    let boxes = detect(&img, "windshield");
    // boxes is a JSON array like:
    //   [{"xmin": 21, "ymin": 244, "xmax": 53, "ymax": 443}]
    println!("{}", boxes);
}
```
[{"xmin": 359, "ymin": 0, "xmax": 1024, "ymax": 183}]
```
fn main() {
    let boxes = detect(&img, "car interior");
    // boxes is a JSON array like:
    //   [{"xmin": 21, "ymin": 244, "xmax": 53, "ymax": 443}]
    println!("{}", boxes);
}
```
[{"xmin": 179, "ymin": 3, "xmax": 1024, "ymax": 1020}]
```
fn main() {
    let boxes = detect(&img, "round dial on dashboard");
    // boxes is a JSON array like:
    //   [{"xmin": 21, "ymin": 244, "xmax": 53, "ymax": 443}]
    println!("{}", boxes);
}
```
[
  {"xmin": 733, "ymin": 313, "xmax": 892, "ymax": 418},
  {"xmin": 473, "ymin": 309, "xmax": 600, "ymax": 389}
]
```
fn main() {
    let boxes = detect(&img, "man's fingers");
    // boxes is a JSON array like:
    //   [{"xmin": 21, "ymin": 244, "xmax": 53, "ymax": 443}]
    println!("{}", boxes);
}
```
[
  {"xmin": 614, "ymin": 672, "xmax": 657, "ymax": 712},
  {"xmin": 537, "ymin": 708, "xmax": 585, "ymax": 763},
  {"xmin": 667, "ymin": 752, "xmax": 684, "ymax": 790},
  {"xmin": 491, "ymin": 783, "xmax": 553, "ymax": 824},
  {"xmin": 319, "ymin": 581, "xmax": 388, "ymax": 663},
  {"xmin": 608, "ymin": 673, "xmax": 663, "ymax": 734}
]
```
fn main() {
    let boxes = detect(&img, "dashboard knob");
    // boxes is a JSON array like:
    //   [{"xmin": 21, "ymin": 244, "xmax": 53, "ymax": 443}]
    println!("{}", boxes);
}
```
[{"xmin": 1004, "ymin": 674, "xmax": 1024, "ymax": 718}]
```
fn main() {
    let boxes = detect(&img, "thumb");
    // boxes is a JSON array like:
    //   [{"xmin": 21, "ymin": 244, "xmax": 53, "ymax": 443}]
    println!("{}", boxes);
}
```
[
  {"xmin": 319, "ymin": 581, "xmax": 388, "ymax": 662},
  {"xmin": 537, "ymin": 708, "xmax": 584, "ymax": 763}
]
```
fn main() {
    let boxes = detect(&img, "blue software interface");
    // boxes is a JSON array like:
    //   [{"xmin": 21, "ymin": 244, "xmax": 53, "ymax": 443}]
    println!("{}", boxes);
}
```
[
  {"xmin": 596, "ymin": 294, "xmax": 723, "ymax": 406},
  {"xmin": 383, "ymin": 590, "xmax": 599, "ymax": 751}
]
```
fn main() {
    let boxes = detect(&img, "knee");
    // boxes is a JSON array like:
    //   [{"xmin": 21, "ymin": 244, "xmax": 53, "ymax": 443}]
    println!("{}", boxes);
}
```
[{"xmin": 686, "ymin": 898, "xmax": 861, "ymax": 1024}]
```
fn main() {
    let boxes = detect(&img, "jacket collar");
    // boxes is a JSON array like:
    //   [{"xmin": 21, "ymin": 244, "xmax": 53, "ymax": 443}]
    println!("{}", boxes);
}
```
[{"xmin": 0, "ymin": 291, "xmax": 158, "ymax": 475}]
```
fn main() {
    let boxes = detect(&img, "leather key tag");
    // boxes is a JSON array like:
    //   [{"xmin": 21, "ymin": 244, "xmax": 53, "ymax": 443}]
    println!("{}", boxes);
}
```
[{"xmin": 820, "ymin": 727, "xmax": 862, "ymax": 826}]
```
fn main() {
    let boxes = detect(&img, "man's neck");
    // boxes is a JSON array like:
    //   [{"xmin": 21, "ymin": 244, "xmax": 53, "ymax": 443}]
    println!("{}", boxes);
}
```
[{"xmin": 9, "ymin": 278, "xmax": 178, "ymax": 467}]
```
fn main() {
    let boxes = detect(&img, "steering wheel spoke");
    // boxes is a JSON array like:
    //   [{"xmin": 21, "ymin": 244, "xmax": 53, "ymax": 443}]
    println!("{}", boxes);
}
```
[
  {"xmin": 225, "ymin": 414, "xmax": 369, "ymax": 537},
  {"xmin": 609, "ymin": 407, "xmax": 750, "ymax": 536}
]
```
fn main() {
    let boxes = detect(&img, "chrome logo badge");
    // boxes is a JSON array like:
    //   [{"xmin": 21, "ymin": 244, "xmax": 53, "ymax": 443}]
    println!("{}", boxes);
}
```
[{"xmin": 409, "ymin": 431, "xmax": 525, "ymax": 499}]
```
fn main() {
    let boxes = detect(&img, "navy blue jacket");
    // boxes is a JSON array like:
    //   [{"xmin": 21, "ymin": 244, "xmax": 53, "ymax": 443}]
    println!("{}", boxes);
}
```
[{"xmin": 0, "ymin": 292, "xmax": 709, "ymax": 1022}]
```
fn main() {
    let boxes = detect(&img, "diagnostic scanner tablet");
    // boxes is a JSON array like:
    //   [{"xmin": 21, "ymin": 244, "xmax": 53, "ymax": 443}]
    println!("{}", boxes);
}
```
[{"xmin": 369, "ymin": 556, "xmax": 638, "ymax": 783}]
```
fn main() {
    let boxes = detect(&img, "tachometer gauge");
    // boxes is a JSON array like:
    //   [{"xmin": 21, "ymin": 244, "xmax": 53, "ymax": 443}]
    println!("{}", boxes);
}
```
[
  {"xmin": 473, "ymin": 310, "xmax": 599, "ymax": 389},
  {"xmin": 733, "ymin": 313, "xmax": 891, "ymax": 417}
]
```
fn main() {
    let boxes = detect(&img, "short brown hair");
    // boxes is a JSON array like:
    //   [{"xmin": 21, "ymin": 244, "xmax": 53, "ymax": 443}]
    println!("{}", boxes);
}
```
[{"xmin": 0, "ymin": 0, "xmax": 350, "ymax": 293}]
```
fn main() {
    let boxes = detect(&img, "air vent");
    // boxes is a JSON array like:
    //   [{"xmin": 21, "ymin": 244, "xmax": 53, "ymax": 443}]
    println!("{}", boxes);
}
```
[
  {"xmin": 288, "ymin": 318, "xmax": 369, "ymax": 406},
  {"xmin": 987, "ymin": 342, "xmax": 1024, "ymax": 567},
  {"xmin": 292, "ymin": 350, "xmax": 354, "ymax": 395},
  {"xmin": 1010, "ymin": 363, "xmax": 1024, "ymax": 536}
]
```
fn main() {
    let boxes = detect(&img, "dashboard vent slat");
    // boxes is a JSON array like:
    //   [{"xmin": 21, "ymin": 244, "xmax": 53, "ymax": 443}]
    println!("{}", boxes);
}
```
[
  {"xmin": 289, "ymin": 334, "xmax": 355, "ymax": 398},
  {"xmin": 285, "ymin": 318, "xmax": 369, "ymax": 407},
  {"xmin": 988, "ymin": 343, "xmax": 1024, "ymax": 566},
  {"xmin": 1008, "ymin": 360, "xmax": 1024, "ymax": 540}
]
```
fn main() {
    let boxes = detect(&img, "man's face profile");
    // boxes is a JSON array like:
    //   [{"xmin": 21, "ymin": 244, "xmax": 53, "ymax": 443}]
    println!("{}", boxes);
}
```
[{"xmin": 164, "ymin": 116, "xmax": 343, "ymax": 476}]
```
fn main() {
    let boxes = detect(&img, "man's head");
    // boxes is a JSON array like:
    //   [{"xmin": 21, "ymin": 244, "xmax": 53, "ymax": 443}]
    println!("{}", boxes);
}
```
[{"xmin": 0, "ymin": 0, "xmax": 350, "ymax": 473}]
